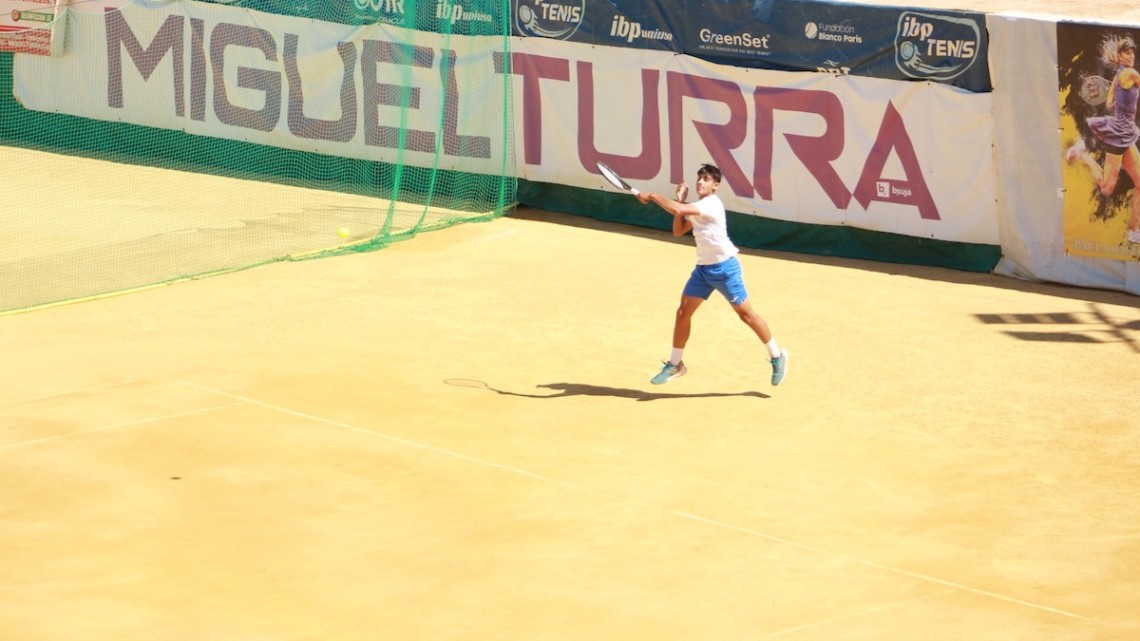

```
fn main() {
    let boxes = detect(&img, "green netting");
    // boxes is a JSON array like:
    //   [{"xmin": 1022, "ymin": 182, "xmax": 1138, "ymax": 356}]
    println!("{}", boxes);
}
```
[{"xmin": 0, "ymin": 0, "xmax": 515, "ymax": 314}]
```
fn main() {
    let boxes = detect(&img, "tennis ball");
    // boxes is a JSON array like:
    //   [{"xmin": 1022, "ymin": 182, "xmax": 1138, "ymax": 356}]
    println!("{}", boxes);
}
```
[{"xmin": 337, "ymin": 227, "xmax": 351, "ymax": 238}]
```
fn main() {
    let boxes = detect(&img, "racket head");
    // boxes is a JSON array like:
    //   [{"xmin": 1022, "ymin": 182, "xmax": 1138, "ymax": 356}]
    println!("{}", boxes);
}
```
[
  {"xmin": 596, "ymin": 161, "xmax": 636, "ymax": 194},
  {"xmin": 1079, "ymin": 75, "xmax": 1110, "ymax": 105}
]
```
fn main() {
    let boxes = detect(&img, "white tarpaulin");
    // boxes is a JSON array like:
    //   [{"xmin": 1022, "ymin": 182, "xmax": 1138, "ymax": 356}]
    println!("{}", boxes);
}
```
[
  {"xmin": 989, "ymin": 13, "xmax": 1140, "ymax": 294},
  {"xmin": 15, "ymin": 0, "xmax": 999, "ymax": 246},
  {"xmin": 511, "ymin": 37, "xmax": 999, "ymax": 245},
  {"xmin": 14, "ymin": 0, "xmax": 511, "ymax": 175}
]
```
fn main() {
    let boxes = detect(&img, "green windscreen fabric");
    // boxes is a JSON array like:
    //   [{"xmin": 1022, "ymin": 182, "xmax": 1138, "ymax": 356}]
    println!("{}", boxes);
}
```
[{"xmin": 0, "ymin": 0, "xmax": 515, "ymax": 314}]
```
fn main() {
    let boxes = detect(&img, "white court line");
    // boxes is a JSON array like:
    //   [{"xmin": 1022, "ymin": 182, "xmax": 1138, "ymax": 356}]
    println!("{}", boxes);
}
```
[
  {"xmin": 0, "ymin": 379, "xmax": 145, "ymax": 409},
  {"xmin": 184, "ymin": 382, "xmax": 1096, "ymax": 623},
  {"xmin": 759, "ymin": 589, "xmax": 956, "ymax": 638},
  {"xmin": 0, "ymin": 403, "xmax": 243, "ymax": 451}
]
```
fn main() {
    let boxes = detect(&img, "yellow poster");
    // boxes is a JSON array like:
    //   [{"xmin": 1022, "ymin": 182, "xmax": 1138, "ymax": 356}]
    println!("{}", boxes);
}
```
[{"xmin": 1058, "ymin": 22, "xmax": 1140, "ymax": 261}]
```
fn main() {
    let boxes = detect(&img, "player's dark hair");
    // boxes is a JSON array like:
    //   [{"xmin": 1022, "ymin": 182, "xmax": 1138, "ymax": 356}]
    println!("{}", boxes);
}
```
[{"xmin": 696, "ymin": 163, "xmax": 722, "ymax": 183}]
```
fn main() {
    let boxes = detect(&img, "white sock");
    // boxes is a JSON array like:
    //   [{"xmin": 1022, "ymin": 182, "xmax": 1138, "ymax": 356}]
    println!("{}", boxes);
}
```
[
  {"xmin": 670, "ymin": 348, "xmax": 684, "ymax": 365},
  {"xmin": 765, "ymin": 339, "xmax": 781, "ymax": 360}
]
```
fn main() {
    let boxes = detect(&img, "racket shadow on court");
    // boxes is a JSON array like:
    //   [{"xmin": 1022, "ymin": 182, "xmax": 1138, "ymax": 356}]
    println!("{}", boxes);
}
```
[{"xmin": 445, "ymin": 379, "xmax": 769, "ymax": 401}]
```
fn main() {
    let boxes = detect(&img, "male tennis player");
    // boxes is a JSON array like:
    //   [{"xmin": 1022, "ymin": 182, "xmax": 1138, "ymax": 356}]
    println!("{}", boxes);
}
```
[{"xmin": 636, "ymin": 163, "xmax": 788, "ymax": 386}]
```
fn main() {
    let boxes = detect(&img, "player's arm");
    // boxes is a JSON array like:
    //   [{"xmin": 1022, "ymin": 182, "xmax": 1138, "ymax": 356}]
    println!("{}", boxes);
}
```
[
  {"xmin": 1122, "ymin": 67, "xmax": 1140, "ymax": 89},
  {"xmin": 637, "ymin": 189, "xmax": 699, "ymax": 236},
  {"xmin": 671, "ymin": 208, "xmax": 694, "ymax": 237}
]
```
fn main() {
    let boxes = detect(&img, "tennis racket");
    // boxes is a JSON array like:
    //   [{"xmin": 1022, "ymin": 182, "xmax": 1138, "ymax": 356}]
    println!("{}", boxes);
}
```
[
  {"xmin": 596, "ymin": 161, "xmax": 639, "ymax": 196},
  {"xmin": 1079, "ymin": 75, "xmax": 1111, "ymax": 106}
]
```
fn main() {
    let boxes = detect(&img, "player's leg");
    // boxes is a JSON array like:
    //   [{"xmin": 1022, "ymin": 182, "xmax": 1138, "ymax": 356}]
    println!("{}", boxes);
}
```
[
  {"xmin": 651, "ymin": 268, "xmax": 710, "ymax": 384},
  {"xmin": 651, "ymin": 295, "xmax": 703, "ymax": 384},
  {"xmin": 1067, "ymin": 141, "xmax": 1113, "ymax": 191},
  {"xmin": 731, "ymin": 299, "xmax": 788, "ymax": 385},
  {"xmin": 717, "ymin": 258, "xmax": 789, "ymax": 386},
  {"xmin": 671, "ymin": 295, "xmax": 704, "ymax": 354},
  {"xmin": 714, "ymin": 258, "xmax": 776, "ymax": 349},
  {"xmin": 1097, "ymin": 151, "xmax": 1124, "ymax": 195},
  {"xmin": 732, "ymin": 299, "xmax": 773, "ymax": 343}
]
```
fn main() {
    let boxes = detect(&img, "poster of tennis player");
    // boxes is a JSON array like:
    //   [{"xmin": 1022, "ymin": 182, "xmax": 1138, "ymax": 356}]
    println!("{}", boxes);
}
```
[{"xmin": 1059, "ymin": 21, "xmax": 1140, "ymax": 261}]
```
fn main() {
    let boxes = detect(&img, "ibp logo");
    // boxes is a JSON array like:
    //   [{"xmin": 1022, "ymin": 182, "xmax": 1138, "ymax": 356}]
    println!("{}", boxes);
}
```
[
  {"xmin": 437, "ymin": 1, "xmax": 494, "ymax": 24},
  {"xmin": 515, "ymin": 0, "xmax": 584, "ymax": 40},
  {"xmin": 894, "ymin": 11, "xmax": 980, "ymax": 81},
  {"xmin": 609, "ymin": 13, "xmax": 674, "ymax": 45}
]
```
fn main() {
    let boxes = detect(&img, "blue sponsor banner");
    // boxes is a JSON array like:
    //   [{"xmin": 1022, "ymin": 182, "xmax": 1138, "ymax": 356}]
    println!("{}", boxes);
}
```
[
  {"xmin": 511, "ymin": 0, "xmax": 991, "ymax": 93},
  {"xmin": 512, "ymin": 0, "xmax": 681, "ymax": 51},
  {"xmin": 678, "ymin": 0, "xmax": 989, "ymax": 92},
  {"xmin": 193, "ymin": 0, "xmax": 990, "ymax": 91}
]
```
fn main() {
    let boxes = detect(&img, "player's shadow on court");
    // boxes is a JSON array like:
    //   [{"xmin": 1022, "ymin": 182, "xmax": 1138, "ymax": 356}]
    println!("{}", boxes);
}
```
[{"xmin": 445, "ymin": 379, "xmax": 769, "ymax": 401}]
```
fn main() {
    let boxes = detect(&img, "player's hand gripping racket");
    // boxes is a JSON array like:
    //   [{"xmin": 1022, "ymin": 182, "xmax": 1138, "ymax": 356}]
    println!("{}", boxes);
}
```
[{"xmin": 596, "ymin": 161, "xmax": 639, "ymax": 196}]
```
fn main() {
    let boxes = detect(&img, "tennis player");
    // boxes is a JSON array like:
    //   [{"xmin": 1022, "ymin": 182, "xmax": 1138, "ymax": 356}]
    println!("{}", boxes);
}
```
[{"xmin": 636, "ymin": 163, "xmax": 788, "ymax": 386}]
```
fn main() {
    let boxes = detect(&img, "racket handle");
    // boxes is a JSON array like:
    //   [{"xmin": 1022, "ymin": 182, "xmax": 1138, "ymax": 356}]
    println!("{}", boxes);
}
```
[{"xmin": 629, "ymin": 187, "xmax": 640, "ymax": 196}]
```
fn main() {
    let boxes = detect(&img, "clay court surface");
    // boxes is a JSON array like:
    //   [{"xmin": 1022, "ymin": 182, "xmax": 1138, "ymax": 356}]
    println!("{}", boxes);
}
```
[
  {"xmin": 4, "ymin": 0, "xmax": 1140, "ymax": 633},
  {"xmin": 2, "ymin": 172, "xmax": 1139, "ymax": 639}
]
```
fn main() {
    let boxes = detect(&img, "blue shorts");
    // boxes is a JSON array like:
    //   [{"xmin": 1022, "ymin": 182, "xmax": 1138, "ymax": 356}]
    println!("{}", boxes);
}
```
[{"xmin": 682, "ymin": 256, "xmax": 748, "ymax": 305}]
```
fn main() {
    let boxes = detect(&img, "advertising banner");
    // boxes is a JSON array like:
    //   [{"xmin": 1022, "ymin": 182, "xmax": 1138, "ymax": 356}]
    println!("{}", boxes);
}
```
[
  {"xmin": 1058, "ymin": 21, "xmax": 1140, "ymax": 262},
  {"xmin": 680, "ymin": 0, "xmax": 989, "ymax": 92},
  {"xmin": 0, "ymin": 0, "xmax": 67, "ymax": 56},
  {"xmin": 512, "ymin": 0, "xmax": 680, "ymax": 52},
  {"xmin": 13, "ymin": 0, "xmax": 996, "ymax": 245},
  {"xmin": 14, "ymin": 0, "xmax": 512, "ymax": 175},
  {"xmin": 511, "ymin": 0, "xmax": 990, "ymax": 93},
  {"xmin": 180, "ymin": 1, "xmax": 991, "ymax": 92},
  {"xmin": 510, "ymin": 38, "xmax": 997, "ymax": 244}
]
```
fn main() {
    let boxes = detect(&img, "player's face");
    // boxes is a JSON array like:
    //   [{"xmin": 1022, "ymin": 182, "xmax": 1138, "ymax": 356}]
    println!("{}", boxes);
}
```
[
  {"xmin": 1124, "ymin": 48, "xmax": 1136, "ymax": 67},
  {"xmin": 695, "ymin": 173, "xmax": 719, "ymax": 197}
]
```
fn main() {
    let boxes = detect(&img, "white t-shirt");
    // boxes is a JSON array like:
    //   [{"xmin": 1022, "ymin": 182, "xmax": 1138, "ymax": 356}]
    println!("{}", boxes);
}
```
[{"xmin": 689, "ymin": 194, "xmax": 739, "ymax": 265}]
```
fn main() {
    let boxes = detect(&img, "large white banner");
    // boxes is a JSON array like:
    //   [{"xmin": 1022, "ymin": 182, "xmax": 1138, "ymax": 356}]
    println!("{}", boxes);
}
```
[
  {"xmin": 13, "ymin": 0, "xmax": 997, "ymax": 245},
  {"xmin": 14, "ymin": 0, "xmax": 512, "ymax": 175},
  {"xmin": 511, "ymin": 37, "xmax": 998, "ymax": 245}
]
